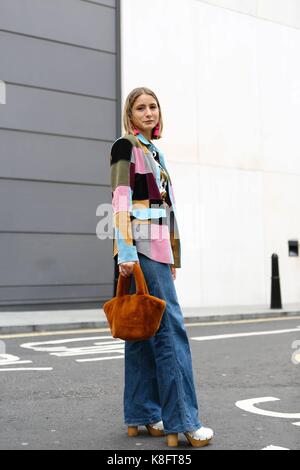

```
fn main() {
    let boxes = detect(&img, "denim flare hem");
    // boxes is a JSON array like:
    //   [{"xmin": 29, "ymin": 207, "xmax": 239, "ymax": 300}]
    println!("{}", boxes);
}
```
[
  {"xmin": 163, "ymin": 421, "xmax": 202, "ymax": 435},
  {"xmin": 125, "ymin": 415, "xmax": 162, "ymax": 427},
  {"xmin": 123, "ymin": 253, "xmax": 202, "ymax": 434}
]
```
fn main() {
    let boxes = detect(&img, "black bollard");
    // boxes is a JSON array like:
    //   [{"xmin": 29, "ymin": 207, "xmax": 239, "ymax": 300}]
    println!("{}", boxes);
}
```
[{"xmin": 270, "ymin": 254, "xmax": 282, "ymax": 309}]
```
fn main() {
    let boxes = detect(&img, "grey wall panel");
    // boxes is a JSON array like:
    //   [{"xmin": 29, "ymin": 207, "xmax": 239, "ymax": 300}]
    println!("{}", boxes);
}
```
[
  {"xmin": 0, "ymin": 234, "xmax": 113, "ymax": 286},
  {"xmin": 0, "ymin": 32, "xmax": 116, "ymax": 99},
  {"xmin": 0, "ymin": 283, "xmax": 113, "ymax": 305},
  {"xmin": 0, "ymin": 0, "xmax": 116, "ymax": 52},
  {"xmin": 0, "ymin": 131, "xmax": 111, "ymax": 186},
  {"xmin": 0, "ymin": 0, "xmax": 118, "ymax": 306},
  {"xmin": 0, "ymin": 180, "xmax": 112, "ymax": 233},
  {"xmin": 0, "ymin": 84, "xmax": 116, "ymax": 140}
]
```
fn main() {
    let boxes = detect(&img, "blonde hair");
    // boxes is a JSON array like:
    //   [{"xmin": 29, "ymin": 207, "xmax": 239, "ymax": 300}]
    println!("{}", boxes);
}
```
[{"xmin": 123, "ymin": 87, "xmax": 163, "ymax": 139}]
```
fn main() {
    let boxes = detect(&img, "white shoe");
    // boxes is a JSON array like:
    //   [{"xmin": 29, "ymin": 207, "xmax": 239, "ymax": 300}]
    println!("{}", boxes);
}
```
[
  {"xmin": 167, "ymin": 426, "xmax": 214, "ymax": 447},
  {"xmin": 149, "ymin": 420, "xmax": 164, "ymax": 431},
  {"xmin": 187, "ymin": 426, "xmax": 214, "ymax": 441}
]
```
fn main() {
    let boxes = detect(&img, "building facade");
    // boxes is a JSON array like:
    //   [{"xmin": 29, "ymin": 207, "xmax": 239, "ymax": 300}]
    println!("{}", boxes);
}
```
[
  {"xmin": 121, "ymin": 0, "xmax": 300, "ymax": 309},
  {"xmin": 1, "ymin": 0, "xmax": 300, "ymax": 310}
]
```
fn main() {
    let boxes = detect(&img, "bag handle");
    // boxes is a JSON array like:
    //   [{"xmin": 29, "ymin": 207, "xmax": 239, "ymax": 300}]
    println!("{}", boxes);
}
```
[{"xmin": 116, "ymin": 263, "xmax": 149, "ymax": 297}]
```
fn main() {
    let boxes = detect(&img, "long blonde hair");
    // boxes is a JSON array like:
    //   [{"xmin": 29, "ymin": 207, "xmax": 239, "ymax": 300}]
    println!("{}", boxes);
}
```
[{"xmin": 123, "ymin": 87, "xmax": 163, "ymax": 139}]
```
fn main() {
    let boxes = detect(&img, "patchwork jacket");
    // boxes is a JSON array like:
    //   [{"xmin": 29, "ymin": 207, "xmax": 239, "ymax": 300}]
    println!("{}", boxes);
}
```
[{"xmin": 110, "ymin": 133, "xmax": 181, "ymax": 268}]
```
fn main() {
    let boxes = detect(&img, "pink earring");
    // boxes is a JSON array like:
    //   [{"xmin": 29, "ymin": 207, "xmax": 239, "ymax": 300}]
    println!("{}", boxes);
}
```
[
  {"xmin": 152, "ymin": 123, "xmax": 160, "ymax": 139},
  {"xmin": 133, "ymin": 127, "xmax": 139, "ymax": 136}
]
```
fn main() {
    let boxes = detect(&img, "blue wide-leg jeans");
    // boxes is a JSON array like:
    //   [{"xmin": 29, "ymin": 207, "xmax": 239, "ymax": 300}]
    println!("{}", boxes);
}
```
[{"xmin": 124, "ymin": 253, "xmax": 202, "ymax": 434}]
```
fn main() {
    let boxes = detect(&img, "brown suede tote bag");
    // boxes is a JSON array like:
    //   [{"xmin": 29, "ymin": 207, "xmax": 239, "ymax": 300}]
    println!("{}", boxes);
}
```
[{"xmin": 103, "ymin": 263, "xmax": 166, "ymax": 341}]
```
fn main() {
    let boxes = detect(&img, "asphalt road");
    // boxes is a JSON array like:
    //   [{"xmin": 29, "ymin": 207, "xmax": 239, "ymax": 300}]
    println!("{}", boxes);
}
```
[{"xmin": 0, "ymin": 317, "xmax": 299, "ymax": 451}]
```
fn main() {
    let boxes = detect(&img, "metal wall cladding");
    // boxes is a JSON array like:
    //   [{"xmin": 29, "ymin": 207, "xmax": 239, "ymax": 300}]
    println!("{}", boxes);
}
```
[{"xmin": 0, "ymin": 0, "xmax": 118, "ymax": 305}]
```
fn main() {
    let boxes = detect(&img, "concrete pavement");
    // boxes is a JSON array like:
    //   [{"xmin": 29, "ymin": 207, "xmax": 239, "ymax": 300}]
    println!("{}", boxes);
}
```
[{"xmin": 1, "ymin": 318, "xmax": 299, "ymax": 450}]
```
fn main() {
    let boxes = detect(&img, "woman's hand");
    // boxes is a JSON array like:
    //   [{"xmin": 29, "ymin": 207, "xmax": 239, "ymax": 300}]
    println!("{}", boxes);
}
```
[
  {"xmin": 170, "ymin": 266, "xmax": 176, "ymax": 281},
  {"xmin": 119, "ymin": 261, "xmax": 138, "ymax": 278}
]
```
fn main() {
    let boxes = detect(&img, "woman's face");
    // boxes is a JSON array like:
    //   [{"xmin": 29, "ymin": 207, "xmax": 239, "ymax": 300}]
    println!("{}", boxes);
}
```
[{"xmin": 131, "ymin": 94, "xmax": 160, "ymax": 138}]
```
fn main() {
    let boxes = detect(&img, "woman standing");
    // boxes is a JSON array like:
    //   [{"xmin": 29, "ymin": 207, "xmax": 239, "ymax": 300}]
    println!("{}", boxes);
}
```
[{"xmin": 110, "ymin": 87, "xmax": 214, "ymax": 448}]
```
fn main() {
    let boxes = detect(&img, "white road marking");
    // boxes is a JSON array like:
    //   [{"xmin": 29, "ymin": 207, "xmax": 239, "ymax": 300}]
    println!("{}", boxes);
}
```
[
  {"xmin": 0, "ymin": 368, "xmax": 53, "ymax": 372},
  {"xmin": 185, "ymin": 316, "xmax": 300, "ymax": 328},
  {"xmin": 191, "ymin": 327, "xmax": 300, "ymax": 342},
  {"xmin": 50, "ymin": 344, "xmax": 124, "ymax": 357},
  {"xmin": 0, "ymin": 354, "xmax": 32, "ymax": 366},
  {"xmin": 20, "ymin": 336, "xmax": 125, "ymax": 362},
  {"xmin": 262, "ymin": 445, "xmax": 290, "ymax": 450},
  {"xmin": 77, "ymin": 356, "xmax": 124, "ymax": 362},
  {"xmin": 20, "ymin": 336, "xmax": 116, "ymax": 351},
  {"xmin": 236, "ymin": 397, "xmax": 300, "ymax": 419},
  {"xmin": 292, "ymin": 422, "xmax": 300, "ymax": 426},
  {"xmin": 0, "ymin": 353, "xmax": 53, "ymax": 371},
  {"xmin": 0, "ymin": 361, "xmax": 33, "ymax": 366}
]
